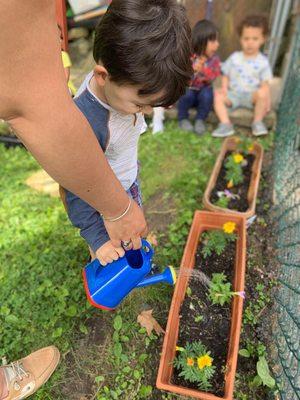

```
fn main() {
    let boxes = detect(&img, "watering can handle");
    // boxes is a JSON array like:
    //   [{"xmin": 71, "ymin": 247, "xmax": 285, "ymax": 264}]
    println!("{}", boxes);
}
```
[{"xmin": 141, "ymin": 239, "xmax": 154, "ymax": 260}]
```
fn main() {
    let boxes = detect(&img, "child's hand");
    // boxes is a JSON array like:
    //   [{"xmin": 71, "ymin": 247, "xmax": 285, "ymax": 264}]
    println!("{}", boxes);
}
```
[
  {"xmin": 193, "ymin": 56, "xmax": 207, "ymax": 72},
  {"xmin": 96, "ymin": 241, "xmax": 125, "ymax": 266}
]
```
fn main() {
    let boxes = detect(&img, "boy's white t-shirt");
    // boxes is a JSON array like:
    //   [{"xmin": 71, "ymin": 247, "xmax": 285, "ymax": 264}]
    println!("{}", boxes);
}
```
[
  {"xmin": 76, "ymin": 72, "xmax": 147, "ymax": 191},
  {"xmin": 222, "ymin": 51, "xmax": 273, "ymax": 94}
]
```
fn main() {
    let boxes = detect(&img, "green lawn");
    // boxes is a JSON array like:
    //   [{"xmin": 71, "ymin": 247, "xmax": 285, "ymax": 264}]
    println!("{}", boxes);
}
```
[
  {"xmin": 0, "ymin": 122, "xmax": 220, "ymax": 399},
  {"xmin": 0, "ymin": 123, "xmax": 275, "ymax": 400}
]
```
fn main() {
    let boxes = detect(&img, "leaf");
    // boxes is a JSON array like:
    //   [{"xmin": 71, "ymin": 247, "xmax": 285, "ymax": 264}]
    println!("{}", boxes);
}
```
[
  {"xmin": 52, "ymin": 327, "xmax": 63, "ymax": 338},
  {"xmin": 252, "ymin": 375, "xmax": 263, "ymax": 388},
  {"xmin": 5, "ymin": 314, "xmax": 18, "ymax": 324},
  {"xmin": 66, "ymin": 305, "xmax": 77, "ymax": 317},
  {"xmin": 239, "ymin": 349, "xmax": 251, "ymax": 358},
  {"xmin": 133, "ymin": 370, "xmax": 141, "ymax": 379},
  {"xmin": 113, "ymin": 342, "xmax": 122, "ymax": 358},
  {"xmin": 139, "ymin": 353, "xmax": 148, "ymax": 364},
  {"xmin": 137, "ymin": 309, "xmax": 165, "ymax": 336},
  {"xmin": 257, "ymin": 356, "xmax": 275, "ymax": 388},
  {"xmin": 95, "ymin": 375, "xmax": 105, "ymax": 383},
  {"xmin": 113, "ymin": 315, "xmax": 122, "ymax": 331},
  {"xmin": 139, "ymin": 385, "xmax": 152, "ymax": 397},
  {"xmin": 79, "ymin": 324, "xmax": 88, "ymax": 335}
]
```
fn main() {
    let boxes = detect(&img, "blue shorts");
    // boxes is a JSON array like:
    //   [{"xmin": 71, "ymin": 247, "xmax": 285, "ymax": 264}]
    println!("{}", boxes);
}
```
[{"xmin": 227, "ymin": 90, "xmax": 254, "ymax": 110}]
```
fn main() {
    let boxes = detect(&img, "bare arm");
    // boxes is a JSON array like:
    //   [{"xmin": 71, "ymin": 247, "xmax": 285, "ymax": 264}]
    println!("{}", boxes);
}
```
[
  {"xmin": 221, "ymin": 76, "xmax": 229, "ymax": 95},
  {"xmin": 0, "ymin": 0, "xmax": 147, "ymax": 246}
]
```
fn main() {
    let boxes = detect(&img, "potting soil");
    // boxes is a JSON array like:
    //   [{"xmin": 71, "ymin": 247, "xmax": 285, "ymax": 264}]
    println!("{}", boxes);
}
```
[
  {"xmin": 172, "ymin": 238, "xmax": 236, "ymax": 396},
  {"xmin": 210, "ymin": 151, "xmax": 255, "ymax": 212}
]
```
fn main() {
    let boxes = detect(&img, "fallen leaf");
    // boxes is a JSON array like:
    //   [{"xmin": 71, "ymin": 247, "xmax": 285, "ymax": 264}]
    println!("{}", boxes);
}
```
[
  {"xmin": 146, "ymin": 232, "xmax": 158, "ymax": 246},
  {"xmin": 137, "ymin": 309, "xmax": 165, "ymax": 336}
]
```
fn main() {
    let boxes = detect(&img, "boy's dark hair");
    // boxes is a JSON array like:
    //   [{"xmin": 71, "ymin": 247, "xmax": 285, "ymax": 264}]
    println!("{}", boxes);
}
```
[
  {"xmin": 93, "ymin": 0, "xmax": 193, "ymax": 107},
  {"xmin": 238, "ymin": 15, "xmax": 269, "ymax": 36},
  {"xmin": 192, "ymin": 19, "xmax": 218, "ymax": 56}
]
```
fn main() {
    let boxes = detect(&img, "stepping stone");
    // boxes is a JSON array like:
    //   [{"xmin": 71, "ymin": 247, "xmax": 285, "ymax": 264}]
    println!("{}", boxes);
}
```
[{"xmin": 26, "ymin": 169, "xmax": 59, "ymax": 197}]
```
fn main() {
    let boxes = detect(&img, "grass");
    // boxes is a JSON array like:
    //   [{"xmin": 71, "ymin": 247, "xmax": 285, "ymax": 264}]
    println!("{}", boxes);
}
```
[
  {"xmin": 0, "ymin": 122, "xmax": 275, "ymax": 399},
  {"xmin": 0, "ymin": 121, "xmax": 219, "ymax": 399}
]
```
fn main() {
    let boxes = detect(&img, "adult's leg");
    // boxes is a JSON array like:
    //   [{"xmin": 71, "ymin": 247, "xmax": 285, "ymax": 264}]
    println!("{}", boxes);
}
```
[{"xmin": 178, "ymin": 89, "xmax": 197, "ymax": 121}]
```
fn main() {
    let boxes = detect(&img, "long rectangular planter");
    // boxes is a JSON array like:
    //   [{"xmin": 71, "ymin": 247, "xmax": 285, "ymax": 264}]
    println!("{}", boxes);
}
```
[
  {"xmin": 156, "ymin": 210, "xmax": 246, "ymax": 400},
  {"xmin": 203, "ymin": 137, "xmax": 264, "ymax": 218}
]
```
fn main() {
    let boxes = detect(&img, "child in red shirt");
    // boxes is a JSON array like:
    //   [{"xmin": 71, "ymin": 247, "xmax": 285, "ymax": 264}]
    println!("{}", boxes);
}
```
[{"xmin": 178, "ymin": 20, "xmax": 220, "ymax": 135}]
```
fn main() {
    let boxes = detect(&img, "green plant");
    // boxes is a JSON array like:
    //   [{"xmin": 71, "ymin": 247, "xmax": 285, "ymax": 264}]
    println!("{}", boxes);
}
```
[
  {"xmin": 239, "ymin": 340, "xmax": 266, "ymax": 359},
  {"xmin": 256, "ymin": 356, "xmax": 275, "ymax": 388},
  {"xmin": 215, "ymin": 194, "xmax": 230, "ymax": 208},
  {"xmin": 225, "ymin": 153, "xmax": 244, "ymax": 186},
  {"xmin": 194, "ymin": 315, "xmax": 203, "ymax": 323},
  {"xmin": 243, "ymin": 284, "xmax": 270, "ymax": 326},
  {"xmin": 235, "ymin": 137, "xmax": 255, "ymax": 154},
  {"xmin": 201, "ymin": 222, "xmax": 237, "ymax": 258},
  {"xmin": 174, "ymin": 341, "xmax": 216, "ymax": 390},
  {"xmin": 96, "ymin": 313, "xmax": 156, "ymax": 399},
  {"xmin": 208, "ymin": 273, "xmax": 245, "ymax": 306},
  {"xmin": 239, "ymin": 341, "xmax": 275, "ymax": 389}
]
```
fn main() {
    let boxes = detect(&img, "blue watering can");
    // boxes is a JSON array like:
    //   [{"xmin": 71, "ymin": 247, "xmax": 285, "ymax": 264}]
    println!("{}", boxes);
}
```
[{"xmin": 83, "ymin": 240, "xmax": 176, "ymax": 310}]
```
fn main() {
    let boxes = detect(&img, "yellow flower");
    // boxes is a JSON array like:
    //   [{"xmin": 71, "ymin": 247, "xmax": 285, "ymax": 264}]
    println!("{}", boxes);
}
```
[
  {"xmin": 248, "ymin": 144, "xmax": 254, "ymax": 152},
  {"xmin": 227, "ymin": 180, "xmax": 234, "ymax": 188},
  {"xmin": 197, "ymin": 354, "xmax": 213, "ymax": 369},
  {"xmin": 223, "ymin": 221, "xmax": 236, "ymax": 234},
  {"xmin": 176, "ymin": 346, "xmax": 184, "ymax": 352},
  {"xmin": 233, "ymin": 153, "xmax": 244, "ymax": 164},
  {"xmin": 186, "ymin": 357, "xmax": 194, "ymax": 367}
]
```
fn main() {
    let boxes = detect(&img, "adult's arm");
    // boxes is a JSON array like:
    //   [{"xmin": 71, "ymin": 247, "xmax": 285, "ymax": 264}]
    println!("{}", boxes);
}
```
[{"xmin": 0, "ymin": 0, "xmax": 147, "ymax": 247}]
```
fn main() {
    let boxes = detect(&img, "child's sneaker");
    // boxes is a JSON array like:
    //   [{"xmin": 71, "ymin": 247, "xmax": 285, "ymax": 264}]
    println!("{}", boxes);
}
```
[
  {"xmin": 179, "ymin": 119, "xmax": 193, "ymax": 132},
  {"xmin": 194, "ymin": 119, "xmax": 206, "ymax": 136},
  {"xmin": 1, "ymin": 346, "xmax": 60, "ymax": 399},
  {"xmin": 252, "ymin": 121, "xmax": 268, "ymax": 136},
  {"xmin": 212, "ymin": 123, "xmax": 235, "ymax": 138}
]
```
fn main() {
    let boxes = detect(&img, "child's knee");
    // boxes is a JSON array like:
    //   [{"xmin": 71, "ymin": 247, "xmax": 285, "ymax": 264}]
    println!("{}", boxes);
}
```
[
  {"xmin": 255, "ymin": 87, "xmax": 268, "ymax": 101},
  {"xmin": 214, "ymin": 89, "xmax": 225, "ymax": 103}
]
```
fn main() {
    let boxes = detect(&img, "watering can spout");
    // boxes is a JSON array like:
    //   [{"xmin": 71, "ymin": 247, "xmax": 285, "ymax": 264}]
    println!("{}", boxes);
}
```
[{"xmin": 136, "ymin": 266, "xmax": 177, "ymax": 288}]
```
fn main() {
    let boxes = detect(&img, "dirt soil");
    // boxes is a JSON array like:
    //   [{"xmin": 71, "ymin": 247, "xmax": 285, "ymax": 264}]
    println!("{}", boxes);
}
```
[
  {"xmin": 210, "ymin": 151, "xmax": 255, "ymax": 212},
  {"xmin": 59, "ymin": 153, "xmax": 277, "ymax": 400},
  {"xmin": 172, "ymin": 240, "xmax": 236, "ymax": 397},
  {"xmin": 149, "ymin": 151, "xmax": 278, "ymax": 400}
]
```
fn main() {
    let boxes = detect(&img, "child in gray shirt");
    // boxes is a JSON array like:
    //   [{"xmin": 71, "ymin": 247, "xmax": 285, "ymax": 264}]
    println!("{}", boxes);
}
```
[{"xmin": 212, "ymin": 15, "xmax": 273, "ymax": 137}]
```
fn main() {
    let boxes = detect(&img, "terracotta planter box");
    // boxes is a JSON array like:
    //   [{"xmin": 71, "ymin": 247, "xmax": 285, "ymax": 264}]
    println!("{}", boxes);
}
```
[
  {"xmin": 156, "ymin": 210, "xmax": 246, "ymax": 400},
  {"xmin": 203, "ymin": 137, "xmax": 264, "ymax": 219}
]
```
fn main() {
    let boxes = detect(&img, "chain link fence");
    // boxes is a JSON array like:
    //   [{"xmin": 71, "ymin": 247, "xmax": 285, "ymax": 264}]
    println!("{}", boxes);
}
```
[{"xmin": 272, "ymin": 15, "xmax": 300, "ymax": 400}]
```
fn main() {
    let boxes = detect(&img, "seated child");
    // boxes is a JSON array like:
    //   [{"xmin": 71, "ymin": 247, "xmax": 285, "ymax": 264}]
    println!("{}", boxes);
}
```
[
  {"xmin": 60, "ymin": 0, "xmax": 192, "ymax": 266},
  {"xmin": 178, "ymin": 19, "xmax": 220, "ymax": 135},
  {"xmin": 212, "ymin": 15, "xmax": 273, "ymax": 137}
]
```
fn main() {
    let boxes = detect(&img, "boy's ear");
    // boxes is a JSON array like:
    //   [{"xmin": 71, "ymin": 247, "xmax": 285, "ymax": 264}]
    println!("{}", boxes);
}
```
[{"xmin": 94, "ymin": 65, "xmax": 109, "ymax": 86}]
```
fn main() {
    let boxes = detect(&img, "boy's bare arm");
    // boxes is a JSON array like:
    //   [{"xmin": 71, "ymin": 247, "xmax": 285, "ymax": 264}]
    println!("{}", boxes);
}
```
[
  {"xmin": 221, "ymin": 76, "xmax": 229, "ymax": 95},
  {"xmin": 0, "ymin": 0, "xmax": 147, "ymax": 246}
]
